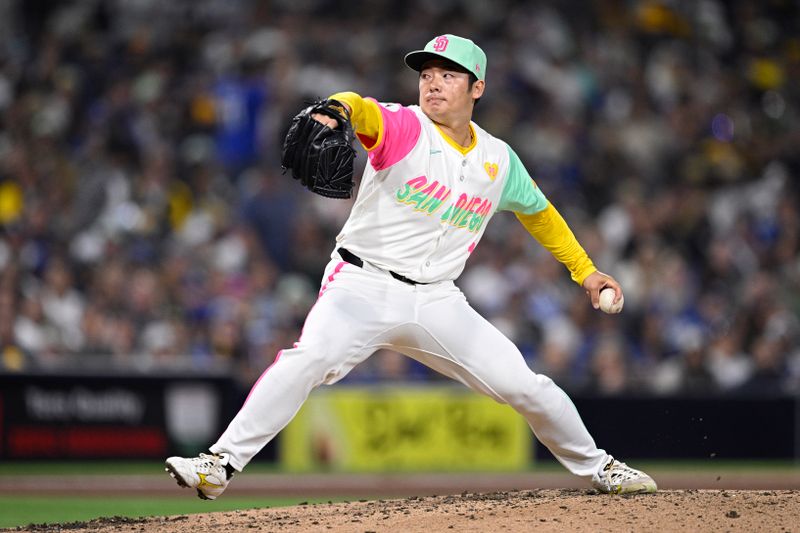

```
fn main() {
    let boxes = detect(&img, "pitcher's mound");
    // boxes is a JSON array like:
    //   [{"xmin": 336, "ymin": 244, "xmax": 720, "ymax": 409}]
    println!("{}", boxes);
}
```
[{"xmin": 13, "ymin": 489, "xmax": 799, "ymax": 532}]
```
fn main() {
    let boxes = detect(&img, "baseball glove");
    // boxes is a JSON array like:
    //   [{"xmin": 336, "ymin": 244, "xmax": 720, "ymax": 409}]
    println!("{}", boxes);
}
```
[{"xmin": 281, "ymin": 99, "xmax": 356, "ymax": 199}]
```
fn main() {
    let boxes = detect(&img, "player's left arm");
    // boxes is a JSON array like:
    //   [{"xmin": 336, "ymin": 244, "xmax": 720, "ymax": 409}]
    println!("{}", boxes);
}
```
[{"xmin": 498, "ymin": 145, "xmax": 622, "ymax": 309}]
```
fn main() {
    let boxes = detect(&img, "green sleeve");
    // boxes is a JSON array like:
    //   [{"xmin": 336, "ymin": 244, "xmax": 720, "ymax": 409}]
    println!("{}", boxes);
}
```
[{"xmin": 498, "ymin": 145, "xmax": 549, "ymax": 214}]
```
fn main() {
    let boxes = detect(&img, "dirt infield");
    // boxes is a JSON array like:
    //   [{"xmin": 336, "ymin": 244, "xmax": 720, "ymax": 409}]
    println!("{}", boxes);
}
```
[
  {"xmin": 2, "ymin": 470, "xmax": 798, "ymax": 532},
  {"xmin": 7, "ymin": 489, "xmax": 800, "ymax": 533}
]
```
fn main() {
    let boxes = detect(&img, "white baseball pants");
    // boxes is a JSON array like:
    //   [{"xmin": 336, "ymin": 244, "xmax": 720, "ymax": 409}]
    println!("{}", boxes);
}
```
[{"xmin": 211, "ymin": 255, "xmax": 608, "ymax": 478}]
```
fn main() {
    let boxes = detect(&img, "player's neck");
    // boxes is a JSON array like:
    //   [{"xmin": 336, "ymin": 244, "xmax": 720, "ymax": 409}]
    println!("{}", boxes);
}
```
[{"xmin": 434, "ymin": 119, "xmax": 473, "ymax": 148}]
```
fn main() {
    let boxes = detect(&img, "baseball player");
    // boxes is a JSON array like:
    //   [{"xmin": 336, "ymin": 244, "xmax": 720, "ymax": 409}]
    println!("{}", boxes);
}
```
[{"xmin": 166, "ymin": 34, "xmax": 657, "ymax": 499}]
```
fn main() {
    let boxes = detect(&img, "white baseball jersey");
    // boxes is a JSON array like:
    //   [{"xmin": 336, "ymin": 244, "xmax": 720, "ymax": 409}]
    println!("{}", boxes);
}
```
[{"xmin": 335, "ymin": 102, "xmax": 548, "ymax": 283}]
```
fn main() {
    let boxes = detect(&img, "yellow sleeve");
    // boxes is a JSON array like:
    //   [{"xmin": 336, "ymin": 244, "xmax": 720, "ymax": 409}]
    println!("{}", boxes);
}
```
[
  {"xmin": 329, "ymin": 91, "xmax": 383, "ymax": 150},
  {"xmin": 515, "ymin": 203, "xmax": 597, "ymax": 285}
]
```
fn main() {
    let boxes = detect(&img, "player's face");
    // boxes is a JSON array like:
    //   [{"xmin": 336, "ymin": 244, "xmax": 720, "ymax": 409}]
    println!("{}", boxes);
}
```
[{"xmin": 418, "ymin": 61, "xmax": 483, "ymax": 121}]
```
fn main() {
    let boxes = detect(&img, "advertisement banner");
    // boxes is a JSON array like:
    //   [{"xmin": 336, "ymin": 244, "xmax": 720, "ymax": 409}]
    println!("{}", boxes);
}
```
[
  {"xmin": 0, "ymin": 374, "xmax": 233, "ymax": 460},
  {"xmin": 281, "ymin": 386, "xmax": 532, "ymax": 472}
]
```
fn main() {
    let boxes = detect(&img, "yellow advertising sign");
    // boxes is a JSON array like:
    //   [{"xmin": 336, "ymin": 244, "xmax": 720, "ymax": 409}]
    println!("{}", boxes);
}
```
[{"xmin": 281, "ymin": 386, "xmax": 531, "ymax": 472}]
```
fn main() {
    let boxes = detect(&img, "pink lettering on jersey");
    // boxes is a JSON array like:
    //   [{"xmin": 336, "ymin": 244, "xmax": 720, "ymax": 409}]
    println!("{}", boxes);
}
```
[
  {"xmin": 396, "ymin": 175, "xmax": 451, "ymax": 215},
  {"xmin": 367, "ymin": 99, "xmax": 421, "ymax": 171},
  {"xmin": 433, "ymin": 35, "xmax": 449, "ymax": 52},
  {"xmin": 440, "ymin": 194, "xmax": 493, "ymax": 233}
]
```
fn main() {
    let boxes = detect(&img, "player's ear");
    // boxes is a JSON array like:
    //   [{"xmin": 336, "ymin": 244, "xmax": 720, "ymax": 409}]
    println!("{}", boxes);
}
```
[{"xmin": 471, "ymin": 79, "xmax": 485, "ymax": 100}]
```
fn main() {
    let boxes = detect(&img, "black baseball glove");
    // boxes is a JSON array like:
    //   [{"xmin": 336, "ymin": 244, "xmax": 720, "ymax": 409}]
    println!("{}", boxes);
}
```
[{"xmin": 281, "ymin": 99, "xmax": 356, "ymax": 199}]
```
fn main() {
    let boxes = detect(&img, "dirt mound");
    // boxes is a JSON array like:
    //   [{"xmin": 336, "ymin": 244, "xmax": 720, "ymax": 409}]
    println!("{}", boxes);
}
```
[{"xmin": 7, "ymin": 489, "xmax": 799, "ymax": 533}]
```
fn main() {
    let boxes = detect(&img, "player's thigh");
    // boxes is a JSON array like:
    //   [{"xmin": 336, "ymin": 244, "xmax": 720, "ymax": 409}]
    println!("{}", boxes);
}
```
[
  {"xmin": 296, "ymin": 264, "xmax": 406, "ymax": 367},
  {"xmin": 416, "ymin": 290, "xmax": 539, "ymax": 399}
]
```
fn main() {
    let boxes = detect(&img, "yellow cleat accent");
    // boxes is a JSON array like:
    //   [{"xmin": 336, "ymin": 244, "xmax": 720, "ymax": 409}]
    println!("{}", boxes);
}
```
[{"xmin": 197, "ymin": 473, "xmax": 223, "ymax": 489}]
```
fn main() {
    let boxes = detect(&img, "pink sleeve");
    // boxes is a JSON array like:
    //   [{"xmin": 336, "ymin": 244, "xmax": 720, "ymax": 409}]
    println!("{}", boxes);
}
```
[{"xmin": 367, "ymin": 100, "xmax": 421, "ymax": 171}]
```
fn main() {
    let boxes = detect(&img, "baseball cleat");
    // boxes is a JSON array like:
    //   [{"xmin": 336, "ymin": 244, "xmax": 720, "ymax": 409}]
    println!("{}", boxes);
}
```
[
  {"xmin": 591, "ymin": 456, "xmax": 657, "ymax": 494},
  {"xmin": 165, "ymin": 452, "xmax": 233, "ymax": 500}
]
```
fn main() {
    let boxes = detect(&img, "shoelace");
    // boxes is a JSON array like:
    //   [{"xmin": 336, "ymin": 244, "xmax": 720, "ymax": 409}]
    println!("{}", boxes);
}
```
[
  {"xmin": 607, "ymin": 461, "xmax": 640, "ymax": 482},
  {"xmin": 192, "ymin": 453, "xmax": 220, "ymax": 472}
]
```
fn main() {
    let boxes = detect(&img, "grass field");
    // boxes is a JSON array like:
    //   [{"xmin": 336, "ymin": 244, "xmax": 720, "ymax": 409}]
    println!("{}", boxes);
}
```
[
  {"xmin": 2, "ymin": 458, "xmax": 796, "ymax": 476},
  {"xmin": 0, "ymin": 460, "xmax": 281, "ymax": 476},
  {"xmin": 0, "ymin": 460, "xmax": 797, "ymax": 529},
  {"xmin": 0, "ymin": 496, "xmax": 339, "ymax": 529},
  {"xmin": 0, "ymin": 462, "xmax": 347, "ymax": 528}
]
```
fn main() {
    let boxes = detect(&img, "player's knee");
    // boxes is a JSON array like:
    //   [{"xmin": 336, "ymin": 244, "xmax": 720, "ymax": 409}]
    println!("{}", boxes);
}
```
[
  {"xmin": 291, "ymin": 342, "xmax": 344, "ymax": 376},
  {"xmin": 501, "ymin": 373, "xmax": 556, "ymax": 412}
]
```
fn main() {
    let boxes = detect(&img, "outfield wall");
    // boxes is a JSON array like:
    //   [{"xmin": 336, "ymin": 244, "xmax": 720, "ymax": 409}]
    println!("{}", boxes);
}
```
[
  {"xmin": 0, "ymin": 373, "xmax": 236, "ymax": 460},
  {"xmin": 0, "ymin": 374, "xmax": 797, "ymax": 464}
]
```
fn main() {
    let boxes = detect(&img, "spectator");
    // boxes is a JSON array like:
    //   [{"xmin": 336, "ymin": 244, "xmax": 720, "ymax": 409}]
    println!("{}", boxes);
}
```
[{"xmin": 0, "ymin": 0, "xmax": 797, "ymax": 398}]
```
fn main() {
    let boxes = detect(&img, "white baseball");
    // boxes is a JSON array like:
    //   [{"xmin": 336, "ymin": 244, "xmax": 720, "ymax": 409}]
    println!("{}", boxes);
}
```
[{"xmin": 599, "ymin": 287, "xmax": 624, "ymax": 314}]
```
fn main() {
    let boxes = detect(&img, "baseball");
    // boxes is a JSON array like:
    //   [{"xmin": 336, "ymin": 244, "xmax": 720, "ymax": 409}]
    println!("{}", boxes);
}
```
[{"xmin": 599, "ymin": 287, "xmax": 624, "ymax": 314}]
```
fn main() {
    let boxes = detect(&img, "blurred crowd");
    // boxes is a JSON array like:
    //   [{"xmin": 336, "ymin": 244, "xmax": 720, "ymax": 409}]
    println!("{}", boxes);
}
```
[{"xmin": 1, "ymin": 0, "xmax": 798, "ymax": 396}]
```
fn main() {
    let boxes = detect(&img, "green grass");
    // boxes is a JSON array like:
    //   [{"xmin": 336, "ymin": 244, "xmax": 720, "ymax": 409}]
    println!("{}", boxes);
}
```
[
  {"xmin": 0, "ymin": 461, "xmax": 281, "ymax": 476},
  {"xmin": 1, "ymin": 458, "xmax": 796, "ymax": 476},
  {"xmin": 0, "ymin": 496, "xmax": 341, "ymax": 529}
]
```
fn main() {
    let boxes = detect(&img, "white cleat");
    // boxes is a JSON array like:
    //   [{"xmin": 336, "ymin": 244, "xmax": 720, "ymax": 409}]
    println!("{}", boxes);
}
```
[
  {"xmin": 591, "ymin": 456, "xmax": 657, "ymax": 495},
  {"xmin": 165, "ymin": 452, "xmax": 233, "ymax": 500}
]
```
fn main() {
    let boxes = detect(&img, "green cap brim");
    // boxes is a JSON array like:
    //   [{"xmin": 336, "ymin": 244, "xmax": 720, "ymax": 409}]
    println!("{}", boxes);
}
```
[
  {"xmin": 405, "ymin": 51, "xmax": 447, "ymax": 72},
  {"xmin": 404, "ymin": 51, "xmax": 476, "ymax": 78}
]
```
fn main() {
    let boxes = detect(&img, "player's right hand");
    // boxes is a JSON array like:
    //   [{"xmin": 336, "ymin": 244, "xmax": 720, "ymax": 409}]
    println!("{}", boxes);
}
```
[{"xmin": 582, "ymin": 271, "xmax": 622, "ymax": 310}]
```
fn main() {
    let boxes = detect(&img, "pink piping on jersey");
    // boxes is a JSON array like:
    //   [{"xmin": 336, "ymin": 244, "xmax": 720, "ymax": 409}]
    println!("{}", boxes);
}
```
[
  {"xmin": 297, "ymin": 259, "xmax": 347, "ymax": 345},
  {"xmin": 239, "ymin": 261, "xmax": 347, "ymax": 410},
  {"xmin": 242, "ymin": 349, "xmax": 283, "ymax": 408},
  {"xmin": 367, "ymin": 102, "xmax": 421, "ymax": 171},
  {"xmin": 318, "ymin": 260, "xmax": 347, "ymax": 298}
]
